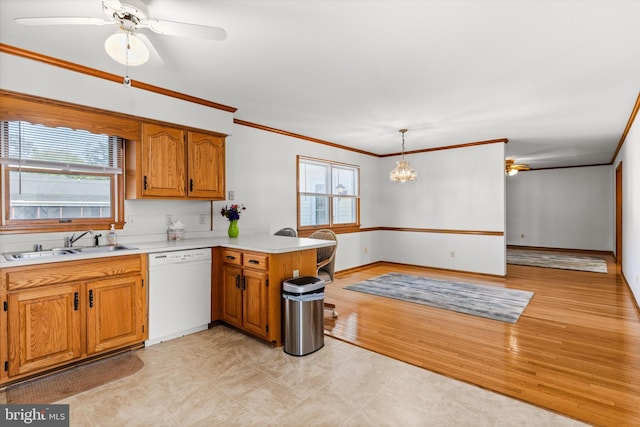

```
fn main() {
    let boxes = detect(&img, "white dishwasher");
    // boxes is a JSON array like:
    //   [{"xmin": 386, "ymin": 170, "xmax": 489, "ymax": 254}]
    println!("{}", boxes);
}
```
[{"xmin": 146, "ymin": 248, "xmax": 212, "ymax": 346}]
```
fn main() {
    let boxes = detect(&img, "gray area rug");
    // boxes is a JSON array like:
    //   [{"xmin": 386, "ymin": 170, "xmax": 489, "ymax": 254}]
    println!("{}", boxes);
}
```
[
  {"xmin": 345, "ymin": 273, "xmax": 533, "ymax": 323},
  {"xmin": 507, "ymin": 250, "xmax": 607, "ymax": 273}
]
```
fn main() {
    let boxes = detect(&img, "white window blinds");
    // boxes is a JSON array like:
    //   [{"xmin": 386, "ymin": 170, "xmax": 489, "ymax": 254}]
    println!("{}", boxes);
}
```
[{"xmin": 1, "ymin": 121, "xmax": 124, "ymax": 174}]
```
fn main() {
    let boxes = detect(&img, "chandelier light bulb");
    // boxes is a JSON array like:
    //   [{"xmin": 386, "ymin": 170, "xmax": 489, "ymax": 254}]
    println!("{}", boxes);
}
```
[{"xmin": 390, "ymin": 129, "xmax": 417, "ymax": 182}]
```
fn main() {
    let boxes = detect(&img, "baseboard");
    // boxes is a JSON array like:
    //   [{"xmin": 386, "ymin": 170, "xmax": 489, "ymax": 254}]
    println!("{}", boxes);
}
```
[
  {"xmin": 335, "ymin": 262, "xmax": 381, "ymax": 277},
  {"xmin": 621, "ymin": 271, "xmax": 640, "ymax": 315},
  {"xmin": 507, "ymin": 244, "xmax": 614, "ymax": 258},
  {"xmin": 336, "ymin": 261, "xmax": 505, "ymax": 279}
]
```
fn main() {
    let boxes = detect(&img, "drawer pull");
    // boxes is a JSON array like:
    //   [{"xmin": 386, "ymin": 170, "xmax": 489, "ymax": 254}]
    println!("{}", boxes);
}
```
[
  {"xmin": 226, "ymin": 255, "xmax": 236, "ymax": 260},
  {"xmin": 248, "ymin": 259, "xmax": 259, "ymax": 264}
]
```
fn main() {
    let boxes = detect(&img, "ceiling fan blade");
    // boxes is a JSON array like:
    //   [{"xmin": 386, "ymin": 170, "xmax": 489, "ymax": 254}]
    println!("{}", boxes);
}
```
[
  {"xmin": 135, "ymin": 33, "xmax": 164, "ymax": 65},
  {"xmin": 14, "ymin": 17, "xmax": 110, "ymax": 26},
  {"xmin": 142, "ymin": 19, "xmax": 227, "ymax": 41}
]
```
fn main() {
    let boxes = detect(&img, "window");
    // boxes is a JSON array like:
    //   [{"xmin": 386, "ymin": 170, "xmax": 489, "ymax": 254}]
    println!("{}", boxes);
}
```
[
  {"xmin": 1, "ymin": 120, "xmax": 124, "ymax": 232},
  {"xmin": 298, "ymin": 156, "xmax": 359, "ymax": 232}
]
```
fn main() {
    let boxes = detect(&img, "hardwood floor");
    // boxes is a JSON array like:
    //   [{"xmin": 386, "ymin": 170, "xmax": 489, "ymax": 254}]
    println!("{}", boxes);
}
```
[{"xmin": 323, "ymin": 252, "xmax": 640, "ymax": 427}]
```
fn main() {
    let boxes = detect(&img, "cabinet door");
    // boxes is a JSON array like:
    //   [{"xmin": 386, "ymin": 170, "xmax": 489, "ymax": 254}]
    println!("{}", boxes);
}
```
[
  {"xmin": 222, "ymin": 265, "xmax": 243, "ymax": 328},
  {"xmin": 242, "ymin": 269, "xmax": 269, "ymax": 339},
  {"xmin": 8, "ymin": 284, "xmax": 82, "ymax": 377},
  {"xmin": 141, "ymin": 123, "xmax": 186, "ymax": 197},
  {"xmin": 187, "ymin": 131, "xmax": 225, "ymax": 199},
  {"xmin": 86, "ymin": 276, "xmax": 143, "ymax": 355}
]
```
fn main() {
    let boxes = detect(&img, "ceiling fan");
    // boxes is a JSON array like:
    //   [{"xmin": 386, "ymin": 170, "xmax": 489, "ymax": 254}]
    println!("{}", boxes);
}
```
[
  {"xmin": 505, "ymin": 159, "xmax": 530, "ymax": 176},
  {"xmin": 14, "ymin": 0, "xmax": 226, "ymax": 83}
]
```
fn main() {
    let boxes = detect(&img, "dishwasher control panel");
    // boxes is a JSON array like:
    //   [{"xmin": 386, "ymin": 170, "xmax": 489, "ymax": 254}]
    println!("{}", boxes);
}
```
[{"xmin": 148, "ymin": 248, "xmax": 212, "ymax": 266}]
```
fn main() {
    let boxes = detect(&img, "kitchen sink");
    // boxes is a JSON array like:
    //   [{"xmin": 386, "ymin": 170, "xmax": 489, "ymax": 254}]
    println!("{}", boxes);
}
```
[
  {"xmin": 3, "ymin": 248, "xmax": 80, "ymax": 261},
  {"xmin": 3, "ymin": 245, "xmax": 137, "ymax": 261},
  {"xmin": 76, "ymin": 245, "xmax": 138, "ymax": 254}
]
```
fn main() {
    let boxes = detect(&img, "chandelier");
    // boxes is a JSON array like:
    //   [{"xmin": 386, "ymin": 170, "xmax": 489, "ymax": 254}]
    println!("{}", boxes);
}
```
[{"xmin": 389, "ymin": 129, "xmax": 417, "ymax": 182}]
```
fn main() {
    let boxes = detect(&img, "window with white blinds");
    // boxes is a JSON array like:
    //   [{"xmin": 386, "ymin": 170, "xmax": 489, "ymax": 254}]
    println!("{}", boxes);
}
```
[
  {"xmin": 1, "ymin": 121, "xmax": 123, "ymax": 173},
  {"xmin": 1, "ymin": 120, "xmax": 123, "ymax": 228}
]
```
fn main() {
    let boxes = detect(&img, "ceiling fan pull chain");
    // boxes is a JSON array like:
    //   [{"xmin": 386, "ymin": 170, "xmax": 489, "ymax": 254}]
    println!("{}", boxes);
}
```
[{"xmin": 123, "ymin": 32, "xmax": 131, "ymax": 88}]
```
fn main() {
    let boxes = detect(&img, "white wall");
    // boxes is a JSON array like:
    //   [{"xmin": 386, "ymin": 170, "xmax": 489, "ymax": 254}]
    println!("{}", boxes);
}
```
[
  {"xmin": 0, "ymin": 54, "xmax": 234, "ymax": 135},
  {"xmin": 614, "ymin": 114, "xmax": 640, "ymax": 306},
  {"xmin": 377, "ymin": 142, "xmax": 506, "ymax": 275},
  {"xmin": 506, "ymin": 166, "xmax": 613, "ymax": 251},
  {"xmin": 0, "ymin": 53, "xmax": 506, "ymax": 276}
]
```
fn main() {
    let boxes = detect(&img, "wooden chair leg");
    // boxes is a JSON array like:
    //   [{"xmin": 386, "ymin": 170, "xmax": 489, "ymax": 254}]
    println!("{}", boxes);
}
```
[{"xmin": 324, "ymin": 302, "xmax": 338, "ymax": 318}]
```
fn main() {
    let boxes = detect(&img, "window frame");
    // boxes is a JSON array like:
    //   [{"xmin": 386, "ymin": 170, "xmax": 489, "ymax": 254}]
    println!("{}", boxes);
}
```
[
  {"xmin": 0, "ymin": 91, "xmax": 132, "ymax": 233},
  {"xmin": 297, "ymin": 155, "xmax": 360, "ymax": 235},
  {"xmin": 3, "ymin": 166, "xmax": 120, "ymax": 232}
]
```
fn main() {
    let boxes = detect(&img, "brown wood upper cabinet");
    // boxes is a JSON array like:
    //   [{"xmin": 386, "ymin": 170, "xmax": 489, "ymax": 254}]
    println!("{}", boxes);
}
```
[{"xmin": 126, "ymin": 123, "xmax": 226, "ymax": 200}]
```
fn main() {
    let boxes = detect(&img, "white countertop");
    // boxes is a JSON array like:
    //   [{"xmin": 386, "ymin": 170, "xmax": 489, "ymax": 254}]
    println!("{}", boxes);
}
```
[{"xmin": 0, "ymin": 235, "xmax": 335, "ymax": 268}]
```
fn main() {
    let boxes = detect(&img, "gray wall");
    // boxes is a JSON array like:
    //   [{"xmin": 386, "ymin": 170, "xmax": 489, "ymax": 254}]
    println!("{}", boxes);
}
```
[{"xmin": 506, "ymin": 165, "xmax": 613, "ymax": 251}]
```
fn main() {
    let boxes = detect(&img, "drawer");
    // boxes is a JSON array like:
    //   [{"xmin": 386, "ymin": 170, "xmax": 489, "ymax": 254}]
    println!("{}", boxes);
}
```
[
  {"xmin": 222, "ymin": 249, "xmax": 242, "ymax": 266},
  {"xmin": 2, "ymin": 255, "xmax": 142, "ymax": 291},
  {"xmin": 242, "ymin": 252, "xmax": 268, "ymax": 270}
]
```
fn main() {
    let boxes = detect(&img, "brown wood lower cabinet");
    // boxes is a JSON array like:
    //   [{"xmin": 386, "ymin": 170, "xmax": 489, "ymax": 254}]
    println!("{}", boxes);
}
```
[
  {"xmin": 221, "ymin": 251, "xmax": 269, "ymax": 341},
  {"xmin": 0, "ymin": 254, "xmax": 147, "ymax": 384},
  {"xmin": 215, "ymin": 247, "xmax": 317, "ymax": 347},
  {"xmin": 8, "ymin": 283, "xmax": 82, "ymax": 377}
]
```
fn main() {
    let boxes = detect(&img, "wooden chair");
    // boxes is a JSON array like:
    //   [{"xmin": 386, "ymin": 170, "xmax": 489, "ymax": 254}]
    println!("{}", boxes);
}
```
[
  {"xmin": 309, "ymin": 229, "xmax": 337, "ymax": 283},
  {"xmin": 309, "ymin": 229, "xmax": 339, "ymax": 318}
]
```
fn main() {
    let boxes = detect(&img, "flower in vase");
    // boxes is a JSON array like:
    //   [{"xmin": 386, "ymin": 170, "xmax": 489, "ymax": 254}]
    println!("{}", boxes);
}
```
[{"xmin": 220, "ymin": 204, "xmax": 246, "ymax": 221}]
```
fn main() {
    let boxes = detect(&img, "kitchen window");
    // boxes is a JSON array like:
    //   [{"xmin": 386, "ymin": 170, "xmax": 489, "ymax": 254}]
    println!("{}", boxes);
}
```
[
  {"xmin": 1, "ymin": 120, "xmax": 124, "ymax": 232},
  {"xmin": 297, "ymin": 156, "xmax": 360, "ymax": 233}
]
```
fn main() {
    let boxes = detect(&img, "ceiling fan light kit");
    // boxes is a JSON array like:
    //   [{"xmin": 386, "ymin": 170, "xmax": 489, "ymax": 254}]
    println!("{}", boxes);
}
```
[
  {"xmin": 390, "ymin": 129, "xmax": 417, "ymax": 183},
  {"xmin": 104, "ymin": 31, "xmax": 149, "ymax": 66}
]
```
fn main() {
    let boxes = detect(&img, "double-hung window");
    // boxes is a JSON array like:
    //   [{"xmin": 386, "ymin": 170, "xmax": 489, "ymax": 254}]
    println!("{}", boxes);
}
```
[
  {"xmin": 1, "ymin": 120, "xmax": 124, "ymax": 232},
  {"xmin": 297, "ymin": 156, "xmax": 360, "ymax": 233}
]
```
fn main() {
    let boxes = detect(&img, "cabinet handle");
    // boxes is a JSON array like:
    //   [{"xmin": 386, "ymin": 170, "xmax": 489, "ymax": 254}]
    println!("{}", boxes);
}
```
[
  {"xmin": 189, "ymin": 178, "xmax": 194, "ymax": 192},
  {"xmin": 248, "ymin": 259, "xmax": 259, "ymax": 265},
  {"xmin": 73, "ymin": 292, "xmax": 79, "ymax": 311},
  {"xmin": 143, "ymin": 176, "xmax": 148, "ymax": 190},
  {"xmin": 235, "ymin": 274, "xmax": 240, "ymax": 289},
  {"xmin": 226, "ymin": 255, "xmax": 236, "ymax": 260},
  {"xmin": 241, "ymin": 276, "xmax": 246, "ymax": 291},
  {"xmin": 89, "ymin": 289, "xmax": 94, "ymax": 308}
]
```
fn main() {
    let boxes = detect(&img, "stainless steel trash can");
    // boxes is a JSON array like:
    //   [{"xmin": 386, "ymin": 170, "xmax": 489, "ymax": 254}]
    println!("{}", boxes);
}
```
[{"xmin": 283, "ymin": 276, "xmax": 325, "ymax": 356}]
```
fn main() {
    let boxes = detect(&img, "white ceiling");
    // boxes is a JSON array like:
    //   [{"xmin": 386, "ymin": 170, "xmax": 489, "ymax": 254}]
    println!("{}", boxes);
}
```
[{"xmin": 1, "ymin": 0, "xmax": 639, "ymax": 168}]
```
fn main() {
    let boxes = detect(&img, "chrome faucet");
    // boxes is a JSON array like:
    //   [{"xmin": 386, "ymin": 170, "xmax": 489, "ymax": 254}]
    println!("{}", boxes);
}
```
[{"xmin": 65, "ymin": 230, "xmax": 93, "ymax": 247}]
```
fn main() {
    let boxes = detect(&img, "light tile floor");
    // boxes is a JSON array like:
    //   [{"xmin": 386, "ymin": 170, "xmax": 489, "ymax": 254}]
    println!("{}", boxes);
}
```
[{"xmin": 1, "ymin": 326, "xmax": 589, "ymax": 426}]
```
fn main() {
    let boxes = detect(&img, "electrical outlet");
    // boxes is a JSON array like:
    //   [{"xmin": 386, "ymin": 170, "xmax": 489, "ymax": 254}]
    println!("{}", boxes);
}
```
[
  {"xmin": 228, "ymin": 190, "xmax": 235, "ymax": 200},
  {"xmin": 127, "ymin": 215, "xmax": 135, "ymax": 226},
  {"xmin": 166, "ymin": 214, "xmax": 173, "ymax": 225},
  {"xmin": 364, "ymin": 247, "xmax": 368, "ymax": 254},
  {"xmin": 293, "ymin": 270, "xmax": 299, "ymax": 278},
  {"xmin": 450, "ymin": 251, "xmax": 455, "ymax": 258},
  {"xmin": 199, "ymin": 214, "xmax": 206, "ymax": 224}
]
